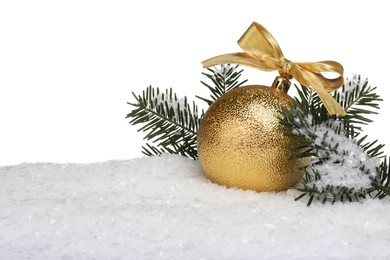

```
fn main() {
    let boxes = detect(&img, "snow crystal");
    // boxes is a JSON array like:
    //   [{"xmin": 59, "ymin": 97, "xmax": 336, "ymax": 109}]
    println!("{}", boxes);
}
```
[{"xmin": 1, "ymin": 154, "xmax": 389, "ymax": 259}]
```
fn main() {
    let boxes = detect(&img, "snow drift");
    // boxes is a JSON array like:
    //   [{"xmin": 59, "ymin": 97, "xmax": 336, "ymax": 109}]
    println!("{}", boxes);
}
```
[{"xmin": 1, "ymin": 154, "xmax": 390, "ymax": 259}]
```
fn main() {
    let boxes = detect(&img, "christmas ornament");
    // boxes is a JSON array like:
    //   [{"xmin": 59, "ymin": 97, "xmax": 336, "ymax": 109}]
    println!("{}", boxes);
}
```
[
  {"xmin": 198, "ymin": 22, "xmax": 345, "ymax": 192},
  {"xmin": 198, "ymin": 77, "xmax": 307, "ymax": 191}
]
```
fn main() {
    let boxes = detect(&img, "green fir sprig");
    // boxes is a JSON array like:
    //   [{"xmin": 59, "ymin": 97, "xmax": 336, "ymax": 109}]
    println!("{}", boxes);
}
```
[
  {"xmin": 126, "ymin": 86, "xmax": 201, "ymax": 159},
  {"xmin": 126, "ymin": 65, "xmax": 247, "ymax": 159},
  {"xmin": 196, "ymin": 64, "xmax": 248, "ymax": 106},
  {"xmin": 280, "ymin": 75, "xmax": 389, "ymax": 205},
  {"xmin": 336, "ymin": 75, "xmax": 382, "ymax": 130},
  {"xmin": 373, "ymin": 157, "xmax": 390, "ymax": 198}
]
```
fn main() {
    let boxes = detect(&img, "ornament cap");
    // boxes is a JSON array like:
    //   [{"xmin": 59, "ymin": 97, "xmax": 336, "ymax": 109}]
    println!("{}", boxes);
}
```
[{"xmin": 271, "ymin": 76, "xmax": 290, "ymax": 93}]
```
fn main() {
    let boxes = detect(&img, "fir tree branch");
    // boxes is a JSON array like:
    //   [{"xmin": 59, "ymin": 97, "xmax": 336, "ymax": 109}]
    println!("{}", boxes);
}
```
[
  {"xmin": 196, "ymin": 64, "xmax": 247, "ymax": 105},
  {"xmin": 370, "ymin": 156, "xmax": 390, "ymax": 199},
  {"xmin": 131, "ymin": 100, "xmax": 197, "ymax": 136},
  {"xmin": 126, "ymin": 86, "xmax": 202, "ymax": 159},
  {"xmin": 280, "ymin": 75, "xmax": 388, "ymax": 205},
  {"xmin": 335, "ymin": 75, "xmax": 382, "ymax": 129}
]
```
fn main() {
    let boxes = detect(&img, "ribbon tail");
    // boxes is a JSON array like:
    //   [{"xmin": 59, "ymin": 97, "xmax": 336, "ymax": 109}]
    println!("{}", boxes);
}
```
[
  {"xmin": 310, "ymin": 83, "xmax": 346, "ymax": 116},
  {"xmin": 202, "ymin": 52, "xmax": 276, "ymax": 71}
]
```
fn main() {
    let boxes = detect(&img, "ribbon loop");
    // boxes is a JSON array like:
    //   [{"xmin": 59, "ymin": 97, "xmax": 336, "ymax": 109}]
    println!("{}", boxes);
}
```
[{"xmin": 202, "ymin": 22, "xmax": 346, "ymax": 116}]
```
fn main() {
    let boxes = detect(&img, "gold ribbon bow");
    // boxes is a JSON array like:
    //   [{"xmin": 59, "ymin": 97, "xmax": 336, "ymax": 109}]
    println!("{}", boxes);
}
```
[{"xmin": 202, "ymin": 22, "xmax": 346, "ymax": 116}]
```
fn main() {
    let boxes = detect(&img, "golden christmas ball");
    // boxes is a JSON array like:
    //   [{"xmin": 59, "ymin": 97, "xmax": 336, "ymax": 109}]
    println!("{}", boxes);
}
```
[{"xmin": 197, "ymin": 77, "xmax": 307, "ymax": 192}]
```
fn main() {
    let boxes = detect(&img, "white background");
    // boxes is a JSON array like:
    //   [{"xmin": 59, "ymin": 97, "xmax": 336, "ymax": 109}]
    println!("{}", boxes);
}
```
[{"xmin": 1, "ymin": 0, "xmax": 389, "ymax": 166}]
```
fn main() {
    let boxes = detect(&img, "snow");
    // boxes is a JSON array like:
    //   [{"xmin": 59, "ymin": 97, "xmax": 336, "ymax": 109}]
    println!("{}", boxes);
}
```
[
  {"xmin": 341, "ymin": 75, "xmax": 368, "ymax": 101},
  {"xmin": 294, "ymin": 115, "xmax": 380, "ymax": 190},
  {"xmin": 213, "ymin": 64, "xmax": 232, "ymax": 78},
  {"xmin": 152, "ymin": 92, "xmax": 188, "ymax": 122},
  {"xmin": 311, "ymin": 120, "xmax": 379, "ymax": 189},
  {"xmin": 1, "ymin": 154, "xmax": 390, "ymax": 259}
]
